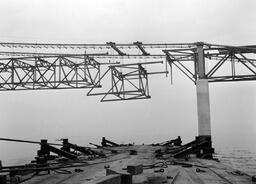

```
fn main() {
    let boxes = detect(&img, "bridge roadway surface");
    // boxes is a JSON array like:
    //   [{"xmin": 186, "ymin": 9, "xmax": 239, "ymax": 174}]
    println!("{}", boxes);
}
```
[{"xmin": 22, "ymin": 145, "xmax": 252, "ymax": 184}]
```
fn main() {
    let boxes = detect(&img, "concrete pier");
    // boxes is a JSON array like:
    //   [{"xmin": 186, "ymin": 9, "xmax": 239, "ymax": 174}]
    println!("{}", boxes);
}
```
[
  {"xmin": 194, "ymin": 44, "xmax": 214, "ymax": 158},
  {"xmin": 195, "ymin": 43, "xmax": 211, "ymax": 137},
  {"xmin": 196, "ymin": 79, "xmax": 211, "ymax": 136}
]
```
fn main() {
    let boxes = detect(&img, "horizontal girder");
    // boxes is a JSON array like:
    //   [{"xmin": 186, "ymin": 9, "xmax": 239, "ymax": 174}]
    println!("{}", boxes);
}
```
[
  {"xmin": 0, "ymin": 55, "xmax": 101, "ymax": 91},
  {"xmin": 0, "ymin": 41, "xmax": 256, "ymax": 101}
]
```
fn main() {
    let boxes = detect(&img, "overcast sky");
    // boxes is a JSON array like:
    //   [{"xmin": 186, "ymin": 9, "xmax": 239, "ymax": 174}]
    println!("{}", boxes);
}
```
[{"xmin": 0, "ymin": 0, "xmax": 256, "ymax": 163}]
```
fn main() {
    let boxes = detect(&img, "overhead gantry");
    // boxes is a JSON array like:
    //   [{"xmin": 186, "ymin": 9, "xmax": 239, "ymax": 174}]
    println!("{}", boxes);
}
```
[{"xmin": 1, "ymin": 41, "xmax": 256, "ymax": 158}]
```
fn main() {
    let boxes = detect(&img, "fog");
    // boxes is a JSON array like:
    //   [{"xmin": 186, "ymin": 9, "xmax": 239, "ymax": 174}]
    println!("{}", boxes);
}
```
[{"xmin": 0, "ymin": 0, "xmax": 256, "ymax": 164}]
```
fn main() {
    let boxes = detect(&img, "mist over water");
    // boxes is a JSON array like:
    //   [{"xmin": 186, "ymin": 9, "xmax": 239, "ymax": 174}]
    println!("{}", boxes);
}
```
[{"xmin": 216, "ymin": 147, "xmax": 256, "ymax": 176}]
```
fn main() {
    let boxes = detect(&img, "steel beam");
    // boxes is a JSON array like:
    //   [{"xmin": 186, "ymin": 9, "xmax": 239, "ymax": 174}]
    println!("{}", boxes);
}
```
[
  {"xmin": 106, "ymin": 42, "xmax": 126, "ymax": 56},
  {"xmin": 133, "ymin": 42, "xmax": 150, "ymax": 56}
]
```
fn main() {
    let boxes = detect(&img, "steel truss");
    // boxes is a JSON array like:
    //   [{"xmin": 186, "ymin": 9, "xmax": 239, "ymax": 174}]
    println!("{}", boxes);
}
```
[
  {"xmin": 164, "ymin": 43, "xmax": 256, "ymax": 83},
  {"xmin": 0, "ymin": 41, "xmax": 256, "ymax": 101},
  {"xmin": 0, "ymin": 42, "xmax": 194, "ymax": 59},
  {"xmin": 0, "ymin": 55, "xmax": 101, "ymax": 90},
  {"xmin": 87, "ymin": 61, "xmax": 167, "ymax": 102}
]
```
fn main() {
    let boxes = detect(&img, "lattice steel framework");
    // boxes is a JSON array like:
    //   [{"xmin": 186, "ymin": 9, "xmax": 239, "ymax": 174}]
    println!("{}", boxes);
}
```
[
  {"xmin": 164, "ymin": 42, "xmax": 256, "ymax": 83},
  {"xmin": 87, "ymin": 61, "xmax": 166, "ymax": 101},
  {"xmin": 0, "ymin": 41, "xmax": 256, "ymax": 101},
  {"xmin": 0, "ymin": 55, "xmax": 101, "ymax": 90}
]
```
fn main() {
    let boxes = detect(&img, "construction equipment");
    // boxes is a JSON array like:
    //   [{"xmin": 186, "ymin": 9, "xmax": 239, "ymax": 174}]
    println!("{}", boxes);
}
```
[
  {"xmin": 160, "ymin": 136, "xmax": 182, "ymax": 147},
  {"xmin": 101, "ymin": 137, "xmax": 119, "ymax": 147},
  {"xmin": 61, "ymin": 139, "xmax": 106, "ymax": 158},
  {"xmin": 172, "ymin": 136, "xmax": 214, "ymax": 159},
  {"xmin": 37, "ymin": 139, "xmax": 77, "ymax": 160},
  {"xmin": 89, "ymin": 143, "xmax": 118, "ymax": 154}
]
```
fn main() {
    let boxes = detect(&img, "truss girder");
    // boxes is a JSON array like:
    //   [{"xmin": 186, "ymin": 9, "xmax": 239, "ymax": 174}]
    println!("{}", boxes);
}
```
[
  {"xmin": 0, "ymin": 42, "xmax": 196, "ymax": 59},
  {"xmin": 87, "ymin": 64, "xmax": 151, "ymax": 102},
  {"xmin": 164, "ymin": 46, "xmax": 256, "ymax": 83},
  {"xmin": 0, "ymin": 42, "xmax": 256, "ymax": 101},
  {"xmin": 0, "ymin": 56, "xmax": 100, "ymax": 91}
]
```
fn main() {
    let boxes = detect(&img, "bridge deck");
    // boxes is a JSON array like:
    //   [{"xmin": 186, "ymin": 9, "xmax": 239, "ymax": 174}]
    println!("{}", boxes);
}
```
[{"xmin": 21, "ymin": 145, "xmax": 253, "ymax": 184}]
